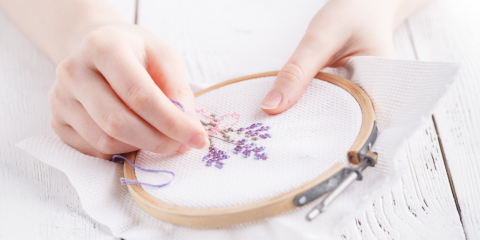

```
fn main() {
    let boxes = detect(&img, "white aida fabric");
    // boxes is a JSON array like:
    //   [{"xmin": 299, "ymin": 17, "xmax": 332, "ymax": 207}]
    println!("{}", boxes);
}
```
[
  {"xmin": 17, "ymin": 57, "xmax": 459, "ymax": 240},
  {"xmin": 135, "ymin": 77, "xmax": 362, "ymax": 208}
]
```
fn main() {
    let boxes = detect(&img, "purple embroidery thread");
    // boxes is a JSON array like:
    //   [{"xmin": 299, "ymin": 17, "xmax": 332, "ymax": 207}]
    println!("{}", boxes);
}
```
[
  {"xmin": 202, "ymin": 147, "xmax": 229, "ymax": 169},
  {"xmin": 111, "ymin": 155, "xmax": 175, "ymax": 188},
  {"xmin": 233, "ymin": 141, "xmax": 268, "ymax": 160},
  {"xmin": 230, "ymin": 122, "xmax": 271, "ymax": 161},
  {"xmin": 170, "ymin": 99, "xmax": 185, "ymax": 112},
  {"xmin": 196, "ymin": 109, "xmax": 273, "ymax": 168}
]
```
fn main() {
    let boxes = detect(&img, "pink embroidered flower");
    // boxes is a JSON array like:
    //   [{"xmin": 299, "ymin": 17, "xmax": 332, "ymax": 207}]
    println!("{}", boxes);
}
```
[{"xmin": 196, "ymin": 109, "xmax": 240, "ymax": 135}]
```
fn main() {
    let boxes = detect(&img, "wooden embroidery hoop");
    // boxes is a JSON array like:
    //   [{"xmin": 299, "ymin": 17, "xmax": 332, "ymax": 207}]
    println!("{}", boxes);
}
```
[{"xmin": 122, "ymin": 71, "xmax": 376, "ymax": 228}]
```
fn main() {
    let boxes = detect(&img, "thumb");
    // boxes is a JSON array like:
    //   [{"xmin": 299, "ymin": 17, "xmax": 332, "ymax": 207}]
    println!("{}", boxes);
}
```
[{"xmin": 260, "ymin": 37, "xmax": 335, "ymax": 115}]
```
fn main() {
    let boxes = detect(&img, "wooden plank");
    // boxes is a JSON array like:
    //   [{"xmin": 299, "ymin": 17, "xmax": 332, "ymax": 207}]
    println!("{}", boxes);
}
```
[
  {"xmin": 340, "ymin": 23, "xmax": 465, "ymax": 240},
  {"xmin": 0, "ymin": 1, "xmax": 135, "ymax": 239},
  {"xmin": 341, "ymin": 121, "xmax": 465, "ymax": 239},
  {"xmin": 137, "ymin": 1, "xmax": 464, "ymax": 238},
  {"xmin": 406, "ymin": 0, "xmax": 480, "ymax": 238}
]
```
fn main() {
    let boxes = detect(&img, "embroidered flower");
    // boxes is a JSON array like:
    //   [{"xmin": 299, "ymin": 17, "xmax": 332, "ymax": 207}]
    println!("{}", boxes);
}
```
[
  {"xmin": 197, "ymin": 109, "xmax": 272, "ymax": 169},
  {"xmin": 203, "ymin": 147, "xmax": 230, "ymax": 169}
]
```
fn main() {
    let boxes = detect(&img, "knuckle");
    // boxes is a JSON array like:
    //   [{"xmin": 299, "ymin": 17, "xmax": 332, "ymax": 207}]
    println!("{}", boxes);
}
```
[
  {"xmin": 176, "ymin": 86, "xmax": 193, "ymax": 99},
  {"xmin": 303, "ymin": 32, "xmax": 324, "ymax": 44},
  {"xmin": 101, "ymin": 110, "xmax": 126, "ymax": 137},
  {"xmin": 162, "ymin": 50, "xmax": 185, "ymax": 69},
  {"xmin": 162, "ymin": 48, "xmax": 182, "ymax": 62},
  {"xmin": 170, "ymin": 51, "xmax": 184, "ymax": 63},
  {"xmin": 83, "ymin": 28, "xmax": 122, "ymax": 55},
  {"xmin": 56, "ymin": 59, "xmax": 77, "ymax": 81},
  {"xmin": 95, "ymin": 133, "xmax": 117, "ymax": 154},
  {"xmin": 48, "ymin": 81, "xmax": 69, "ymax": 106},
  {"xmin": 278, "ymin": 63, "xmax": 304, "ymax": 86},
  {"xmin": 47, "ymin": 85, "xmax": 60, "ymax": 106},
  {"xmin": 49, "ymin": 115, "xmax": 62, "ymax": 133},
  {"xmin": 49, "ymin": 116, "xmax": 71, "ymax": 143},
  {"xmin": 126, "ymin": 83, "xmax": 151, "ymax": 109}
]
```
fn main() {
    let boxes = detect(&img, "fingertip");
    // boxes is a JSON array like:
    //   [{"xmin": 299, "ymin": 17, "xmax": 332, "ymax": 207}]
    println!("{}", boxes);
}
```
[
  {"xmin": 199, "ymin": 136, "xmax": 211, "ymax": 151},
  {"xmin": 176, "ymin": 144, "xmax": 192, "ymax": 153},
  {"xmin": 260, "ymin": 91, "xmax": 283, "ymax": 110},
  {"xmin": 187, "ymin": 134, "xmax": 210, "ymax": 152},
  {"xmin": 260, "ymin": 92, "xmax": 299, "ymax": 115}
]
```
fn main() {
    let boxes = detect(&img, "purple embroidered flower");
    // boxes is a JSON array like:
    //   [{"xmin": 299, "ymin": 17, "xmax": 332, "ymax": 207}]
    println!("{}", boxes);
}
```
[
  {"xmin": 259, "ymin": 133, "xmax": 272, "ymax": 139},
  {"xmin": 252, "ymin": 146, "xmax": 266, "ymax": 153},
  {"xmin": 233, "ymin": 145, "xmax": 243, "ymax": 154},
  {"xmin": 203, "ymin": 147, "xmax": 230, "ymax": 169},
  {"xmin": 256, "ymin": 126, "xmax": 268, "ymax": 132},
  {"xmin": 201, "ymin": 115, "xmax": 272, "ymax": 169},
  {"xmin": 236, "ymin": 138, "xmax": 247, "ymax": 145},
  {"xmin": 254, "ymin": 152, "xmax": 268, "ymax": 160},
  {"xmin": 242, "ymin": 150, "xmax": 251, "ymax": 158},
  {"xmin": 246, "ymin": 142, "xmax": 256, "ymax": 149},
  {"xmin": 215, "ymin": 161, "xmax": 224, "ymax": 169}
]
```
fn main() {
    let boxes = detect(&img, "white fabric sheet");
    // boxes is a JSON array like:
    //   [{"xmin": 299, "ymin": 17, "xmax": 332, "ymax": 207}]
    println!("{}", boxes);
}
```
[{"xmin": 17, "ymin": 56, "xmax": 459, "ymax": 239}]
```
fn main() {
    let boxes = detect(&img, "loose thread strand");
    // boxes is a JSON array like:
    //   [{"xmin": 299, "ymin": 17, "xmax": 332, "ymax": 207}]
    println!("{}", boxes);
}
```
[
  {"xmin": 112, "ymin": 155, "xmax": 175, "ymax": 188},
  {"xmin": 170, "ymin": 99, "xmax": 185, "ymax": 112},
  {"xmin": 111, "ymin": 98, "xmax": 182, "ymax": 188}
]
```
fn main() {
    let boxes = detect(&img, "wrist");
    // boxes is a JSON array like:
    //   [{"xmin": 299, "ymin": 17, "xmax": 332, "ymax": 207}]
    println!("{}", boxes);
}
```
[{"xmin": 54, "ymin": 3, "xmax": 129, "ymax": 65}]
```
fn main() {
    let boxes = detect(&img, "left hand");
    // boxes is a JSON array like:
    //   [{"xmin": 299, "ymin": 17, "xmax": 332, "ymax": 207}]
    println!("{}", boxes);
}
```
[{"xmin": 259, "ymin": 0, "xmax": 396, "ymax": 113}]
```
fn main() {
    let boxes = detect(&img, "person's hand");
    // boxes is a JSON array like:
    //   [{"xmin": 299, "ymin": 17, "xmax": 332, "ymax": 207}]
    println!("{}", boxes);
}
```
[
  {"xmin": 260, "ymin": 0, "xmax": 397, "ymax": 113},
  {"xmin": 48, "ymin": 23, "xmax": 209, "ymax": 159}
]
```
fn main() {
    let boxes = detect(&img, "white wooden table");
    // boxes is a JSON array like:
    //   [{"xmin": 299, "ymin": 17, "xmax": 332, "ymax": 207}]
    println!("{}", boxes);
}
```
[{"xmin": 0, "ymin": 0, "xmax": 478, "ymax": 239}]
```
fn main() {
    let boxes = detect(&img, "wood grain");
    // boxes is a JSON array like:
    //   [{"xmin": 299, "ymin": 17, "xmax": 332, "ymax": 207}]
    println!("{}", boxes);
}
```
[
  {"xmin": 406, "ymin": 0, "xmax": 480, "ymax": 238},
  {"xmin": 339, "ymin": 21, "xmax": 466, "ymax": 240}
]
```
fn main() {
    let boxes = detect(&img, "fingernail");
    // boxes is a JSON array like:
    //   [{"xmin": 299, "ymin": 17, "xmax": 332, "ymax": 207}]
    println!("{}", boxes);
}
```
[
  {"xmin": 188, "ymin": 134, "xmax": 210, "ymax": 151},
  {"xmin": 176, "ymin": 144, "xmax": 191, "ymax": 153},
  {"xmin": 260, "ymin": 91, "xmax": 282, "ymax": 109}
]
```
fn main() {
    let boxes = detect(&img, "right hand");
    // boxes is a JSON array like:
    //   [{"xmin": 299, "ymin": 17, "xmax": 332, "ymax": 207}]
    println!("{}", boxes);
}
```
[{"xmin": 48, "ymin": 23, "xmax": 210, "ymax": 159}]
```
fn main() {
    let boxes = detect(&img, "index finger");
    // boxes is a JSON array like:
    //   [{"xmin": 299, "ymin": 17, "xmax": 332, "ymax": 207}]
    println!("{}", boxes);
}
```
[{"xmin": 88, "ymin": 40, "xmax": 209, "ymax": 151}]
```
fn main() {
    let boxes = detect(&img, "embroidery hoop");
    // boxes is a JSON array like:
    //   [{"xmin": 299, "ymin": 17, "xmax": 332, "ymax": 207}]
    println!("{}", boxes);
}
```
[{"xmin": 122, "ymin": 71, "xmax": 376, "ymax": 228}]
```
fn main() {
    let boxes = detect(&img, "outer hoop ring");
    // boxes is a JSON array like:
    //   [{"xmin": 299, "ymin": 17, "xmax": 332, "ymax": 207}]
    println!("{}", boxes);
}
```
[{"xmin": 123, "ymin": 71, "xmax": 376, "ymax": 228}]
